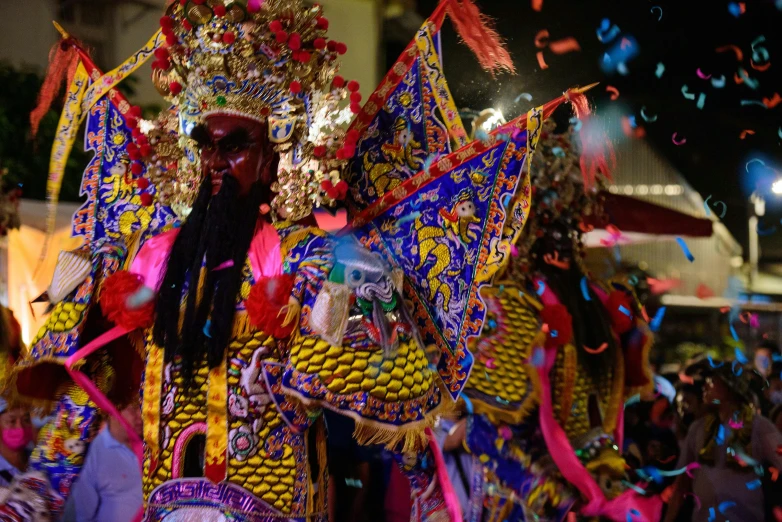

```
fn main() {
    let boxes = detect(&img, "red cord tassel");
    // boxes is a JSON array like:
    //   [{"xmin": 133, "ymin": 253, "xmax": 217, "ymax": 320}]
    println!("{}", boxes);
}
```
[
  {"xmin": 567, "ymin": 90, "xmax": 616, "ymax": 189},
  {"xmin": 444, "ymin": 0, "xmax": 515, "ymax": 75},
  {"xmin": 30, "ymin": 40, "xmax": 82, "ymax": 138}
]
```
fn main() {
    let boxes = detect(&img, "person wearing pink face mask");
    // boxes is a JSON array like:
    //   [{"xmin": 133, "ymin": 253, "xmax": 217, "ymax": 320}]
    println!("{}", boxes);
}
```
[{"xmin": 0, "ymin": 399, "xmax": 32, "ymax": 487}]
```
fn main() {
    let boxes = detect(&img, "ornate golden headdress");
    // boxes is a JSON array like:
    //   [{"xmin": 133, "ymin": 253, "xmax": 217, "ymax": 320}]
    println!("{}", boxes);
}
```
[{"xmin": 134, "ymin": 0, "xmax": 361, "ymax": 220}]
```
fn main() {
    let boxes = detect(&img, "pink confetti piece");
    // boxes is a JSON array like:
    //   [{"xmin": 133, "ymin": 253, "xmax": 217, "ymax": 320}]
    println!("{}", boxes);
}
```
[
  {"xmin": 697, "ymin": 68, "xmax": 712, "ymax": 79},
  {"xmin": 486, "ymin": 358, "xmax": 496, "ymax": 369},
  {"xmin": 672, "ymin": 132, "xmax": 687, "ymax": 145},
  {"xmin": 686, "ymin": 462, "xmax": 700, "ymax": 478}
]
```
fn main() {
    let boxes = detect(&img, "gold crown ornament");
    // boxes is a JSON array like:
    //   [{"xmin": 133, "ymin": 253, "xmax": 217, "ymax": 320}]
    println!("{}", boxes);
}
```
[{"xmin": 130, "ymin": 0, "xmax": 362, "ymax": 221}]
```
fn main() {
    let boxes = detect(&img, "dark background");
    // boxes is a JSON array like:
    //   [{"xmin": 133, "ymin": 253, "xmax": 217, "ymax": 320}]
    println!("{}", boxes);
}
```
[{"xmin": 389, "ymin": 0, "xmax": 782, "ymax": 264}]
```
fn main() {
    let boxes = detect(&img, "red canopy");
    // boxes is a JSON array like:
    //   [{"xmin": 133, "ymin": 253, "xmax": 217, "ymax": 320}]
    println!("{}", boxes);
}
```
[{"xmin": 584, "ymin": 192, "xmax": 713, "ymax": 237}]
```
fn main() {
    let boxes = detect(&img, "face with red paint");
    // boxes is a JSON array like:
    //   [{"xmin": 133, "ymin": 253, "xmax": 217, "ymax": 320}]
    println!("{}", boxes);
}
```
[{"xmin": 191, "ymin": 115, "xmax": 278, "ymax": 200}]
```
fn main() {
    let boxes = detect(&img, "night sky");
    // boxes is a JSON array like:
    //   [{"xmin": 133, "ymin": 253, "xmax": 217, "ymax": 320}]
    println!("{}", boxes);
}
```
[{"xmin": 406, "ymin": 0, "xmax": 782, "ymax": 263}]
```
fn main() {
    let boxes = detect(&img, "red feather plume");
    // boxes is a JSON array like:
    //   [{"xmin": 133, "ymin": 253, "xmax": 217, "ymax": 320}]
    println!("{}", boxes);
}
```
[
  {"xmin": 100, "ymin": 270, "xmax": 155, "ymax": 331},
  {"xmin": 444, "ymin": 0, "xmax": 515, "ymax": 76},
  {"xmin": 30, "ymin": 40, "xmax": 81, "ymax": 139},
  {"xmin": 606, "ymin": 290, "xmax": 634, "ymax": 334},
  {"xmin": 540, "ymin": 304, "xmax": 573, "ymax": 349},
  {"xmin": 245, "ymin": 274, "xmax": 297, "ymax": 339}
]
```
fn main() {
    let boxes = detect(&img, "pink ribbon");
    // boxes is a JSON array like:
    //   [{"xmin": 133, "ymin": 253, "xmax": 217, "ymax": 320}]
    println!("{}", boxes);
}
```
[
  {"xmin": 426, "ymin": 427, "xmax": 463, "ymax": 522},
  {"xmin": 65, "ymin": 325, "xmax": 144, "ymax": 522}
]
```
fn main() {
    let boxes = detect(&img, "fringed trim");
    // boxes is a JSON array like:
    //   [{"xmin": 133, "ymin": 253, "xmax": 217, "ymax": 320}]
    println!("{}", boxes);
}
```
[
  {"xmin": 231, "ymin": 312, "xmax": 257, "ymax": 338},
  {"xmin": 603, "ymin": 336, "xmax": 625, "ymax": 435},
  {"xmin": 353, "ymin": 419, "xmax": 431, "ymax": 454},
  {"xmin": 559, "ymin": 343, "xmax": 577, "ymax": 427}
]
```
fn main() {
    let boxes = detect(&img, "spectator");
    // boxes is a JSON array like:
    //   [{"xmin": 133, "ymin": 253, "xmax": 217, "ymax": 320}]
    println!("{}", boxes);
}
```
[
  {"xmin": 663, "ymin": 365, "xmax": 782, "ymax": 522},
  {"xmin": 66, "ymin": 400, "xmax": 142, "ymax": 522},
  {"xmin": 673, "ymin": 381, "xmax": 704, "ymax": 442},
  {"xmin": 0, "ymin": 399, "xmax": 32, "ymax": 487},
  {"xmin": 754, "ymin": 340, "xmax": 778, "ymax": 380}
]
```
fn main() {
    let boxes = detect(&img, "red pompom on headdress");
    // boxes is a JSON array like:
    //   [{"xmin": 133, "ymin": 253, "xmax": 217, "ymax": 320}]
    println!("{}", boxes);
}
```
[
  {"xmin": 245, "ymin": 274, "xmax": 297, "ymax": 339},
  {"xmin": 540, "ymin": 304, "xmax": 573, "ymax": 349},
  {"xmin": 30, "ymin": 39, "xmax": 81, "ymax": 138},
  {"xmin": 606, "ymin": 290, "xmax": 634, "ymax": 334},
  {"xmin": 100, "ymin": 270, "xmax": 155, "ymax": 331}
]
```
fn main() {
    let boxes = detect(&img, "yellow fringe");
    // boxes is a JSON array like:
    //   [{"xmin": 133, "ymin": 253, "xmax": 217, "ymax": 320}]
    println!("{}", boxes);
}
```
[
  {"xmin": 559, "ymin": 343, "xmax": 577, "ymax": 427},
  {"xmin": 603, "ymin": 336, "xmax": 624, "ymax": 435}
]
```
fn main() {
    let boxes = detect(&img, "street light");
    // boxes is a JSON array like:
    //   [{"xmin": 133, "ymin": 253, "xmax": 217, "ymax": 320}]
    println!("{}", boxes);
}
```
[{"xmin": 772, "ymin": 178, "xmax": 782, "ymax": 195}]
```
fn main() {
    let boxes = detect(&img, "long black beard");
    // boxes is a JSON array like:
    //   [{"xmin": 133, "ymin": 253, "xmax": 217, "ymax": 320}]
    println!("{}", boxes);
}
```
[
  {"xmin": 537, "ymin": 260, "xmax": 618, "ymax": 380},
  {"xmin": 153, "ymin": 176, "xmax": 264, "ymax": 378}
]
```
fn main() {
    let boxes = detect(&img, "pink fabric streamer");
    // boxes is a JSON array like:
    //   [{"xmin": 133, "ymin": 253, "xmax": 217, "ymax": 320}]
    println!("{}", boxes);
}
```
[{"xmin": 426, "ymin": 427, "xmax": 463, "ymax": 522}]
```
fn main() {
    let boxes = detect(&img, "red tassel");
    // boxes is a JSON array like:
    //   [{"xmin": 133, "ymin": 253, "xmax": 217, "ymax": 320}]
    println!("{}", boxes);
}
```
[
  {"xmin": 606, "ymin": 290, "xmax": 634, "ymax": 334},
  {"xmin": 100, "ymin": 270, "xmax": 155, "ymax": 331},
  {"xmin": 245, "ymin": 275, "xmax": 297, "ymax": 339},
  {"xmin": 540, "ymin": 304, "xmax": 573, "ymax": 349},
  {"xmin": 444, "ymin": 0, "xmax": 515, "ymax": 75},
  {"xmin": 30, "ymin": 40, "xmax": 81, "ymax": 139},
  {"xmin": 567, "ymin": 91, "xmax": 616, "ymax": 189}
]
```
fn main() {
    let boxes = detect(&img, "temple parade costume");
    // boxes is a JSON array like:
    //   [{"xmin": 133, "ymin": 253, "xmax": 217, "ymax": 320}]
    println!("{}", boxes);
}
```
[
  {"xmin": 447, "ymin": 118, "xmax": 663, "ymax": 521},
  {"xmin": 0, "ymin": 1, "xmax": 609, "ymax": 521}
]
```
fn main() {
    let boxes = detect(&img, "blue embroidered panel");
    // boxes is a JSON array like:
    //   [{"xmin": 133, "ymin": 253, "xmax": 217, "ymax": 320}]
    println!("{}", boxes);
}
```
[{"xmin": 353, "ymin": 131, "xmax": 530, "ymax": 400}]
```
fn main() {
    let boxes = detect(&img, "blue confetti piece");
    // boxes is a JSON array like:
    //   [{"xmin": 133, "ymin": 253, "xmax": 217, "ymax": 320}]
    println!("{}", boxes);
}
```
[
  {"xmin": 719, "ymin": 501, "xmax": 736, "ymax": 515},
  {"xmin": 704, "ymin": 195, "xmax": 712, "ymax": 216},
  {"xmin": 650, "ymin": 5, "xmax": 663, "ymax": 20},
  {"xmin": 707, "ymin": 355, "xmax": 723, "ymax": 368},
  {"xmin": 530, "ymin": 347, "xmax": 545, "ymax": 368},
  {"xmin": 696, "ymin": 93, "xmax": 706, "ymax": 110},
  {"xmin": 537, "ymin": 281, "xmax": 546, "ymax": 295},
  {"xmin": 772, "ymin": 353, "xmax": 782, "ymax": 362},
  {"xmin": 737, "ymin": 67, "xmax": 759, "ymax": 90},
  {"xmin": 397, "ymin": 211, "xmax": 421, "ymax": 225},
  {"xmin": 581, "ymin": 277, "xmax": 592, "ymax": 301},
  {"xmin": 655, "ymin": 62, "xmax": 665, "ymax": 78},
  {"xmin": 203, "ymin": 319, "xmax": 212, "ymax": 338},
  {"xmin": 708, "ymin": 507, "xmax": 716, "ymax": 522},
  {"xmin": 730, "ymin": 324, "xmax": 739, "ymax": 342},
  {"xmin": 746, "ymin": 478, "xmax": 762, "ymax": 490},
  {"xmin": 741, "ymin": 99, "xmax": 767, "ymax": 108},
  {"xmin": 628, "ymin": 115, "xmax": 637, "ymax": 128},
  {"xmin": 550, "ymin": 330, "xmax": 558, "ymax": 338},
  {"xmin": 619, "ymin": 305, "xmax": 631, "ymax": 317},
  {"xmin": 716, "ymin": 425, "xmax": 725, "ymax": 445},
  {"xmin": 601, "ymin": 36, "xmax": 640, "ymax": 75},
  {"xmin": 640, "ymin": 106, "xmax": 658, "ymax": 122},
  {"xmin": 676, "ymin": 237, "xmax": 695, "ymax": 262},
  {"xmin": 617, "ymin": 62, "xmax": 630, "ymax": 75},
  {"xmin": 514, "ymin": 92, "xmax": 533, "ymax": 103},
  {"xmin": 596, "ymin": 18, "xmax": 621, "ymax": 43},
  {"xmin": 650, "ymin": 306, "xmax": 666, "ymax": 332},
  {"xmin": 682, "ymin": 85, "xmax": 695, "ymax": 100},
  {"xmin": 728, "ymin": 2, "xmax": 743, "ymax": 17},
  {"xmin": 551, "ymin": 146, "xmax": 566, "ymax": 157},
  {"xmin": 626, "ymin": 508, "xmax": 641, "ymax": 522},
  {"xmin": 625, "ymin": 393, "xmax": 641, "ymax": 407},
  {"xmin": 570, "ymin": 117, "xmax": 582, "ymax": 131},
  {"xmin": 462, "ymin": 395, "xmax": 474, "ymax": 415},
  {"xmin": 621, "ymin": 481, "xmax": 648, "ymax": 496},
  {"xmin": 746, "ymin": 158, "xmax": 766, "ymax": 173},
  {"xmin": 711, "ymin": 75, "xmax": 726, "ymax": 88},
  {"xmin": 734, "ymin": 346, "xmax": 749, "ymax": 364},
  {"xmin": 732, "ymin": 360, "xmax": 743, "ymax": 376}
]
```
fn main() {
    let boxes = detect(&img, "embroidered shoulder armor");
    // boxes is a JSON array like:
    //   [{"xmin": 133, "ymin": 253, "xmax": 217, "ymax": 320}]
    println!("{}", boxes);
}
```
[{"xmin": 264, "ymin": 229, "xmax": 442, "ymax": 452}]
